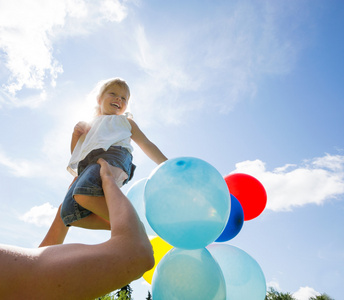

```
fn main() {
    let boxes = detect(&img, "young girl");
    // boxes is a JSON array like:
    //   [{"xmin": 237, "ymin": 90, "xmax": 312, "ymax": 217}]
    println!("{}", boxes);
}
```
[{"xmin": 40, "ymin": 78, "xmax": 167, "ymax": 246}]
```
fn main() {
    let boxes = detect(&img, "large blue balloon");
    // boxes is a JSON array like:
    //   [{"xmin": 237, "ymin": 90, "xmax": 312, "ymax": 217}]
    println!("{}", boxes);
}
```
[
  {"xmin": 216, "ymin": 195, "xmax": 244, "ymax": 242},
  {"xmin": 145, "ymin": 157, "xmax": 230, "ymax": 249},
  {"xmin": 152, "ymin": 248, "xmax": 226, "ymax": 300},
  {"xmin": 207, "ymin": 244, "xmax": 266, "ymax": 300},
  {"xmin": 126, "ymin": 178, "xmax": 156, "ymax": 236}
]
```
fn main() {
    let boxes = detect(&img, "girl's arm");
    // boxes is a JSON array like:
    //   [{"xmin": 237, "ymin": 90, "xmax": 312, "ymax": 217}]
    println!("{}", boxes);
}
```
[
  {"xmin": 128, "ymin": 119, "xmax": 167, "ymax": 165},
  {"xmin": 70, "ymin": 121, "xmax": 91, "ymax": 154}
]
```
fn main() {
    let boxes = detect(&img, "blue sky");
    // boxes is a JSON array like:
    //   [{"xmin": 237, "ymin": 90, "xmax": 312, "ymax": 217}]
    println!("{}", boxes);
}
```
[{"xmin": 1, "ymin": 0, "xmax": 344, "ymax": 299}]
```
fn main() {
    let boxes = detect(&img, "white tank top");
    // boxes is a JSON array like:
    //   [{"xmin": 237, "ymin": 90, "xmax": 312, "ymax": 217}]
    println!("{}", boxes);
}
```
[{"xmin": 67, "ymin": 114, "xmax": 133, "ymax": 176}]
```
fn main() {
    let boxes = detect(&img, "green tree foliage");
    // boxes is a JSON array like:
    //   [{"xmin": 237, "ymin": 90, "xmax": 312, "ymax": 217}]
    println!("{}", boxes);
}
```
[
  {"xmin": 265, "ymin": 287, "xmax": 296, "ymax": 300},
  {"xmin": 146, "ymin": 291, "xmax": 152, "ymax": 300},
  {"xmin": 96, "ymin": 285, "xmax": 335, "ymax": 300},
  {"xmin": 96, "ymin": 293, "xmax": 116, "ymax": 300},
  {"xmin": 265, "ymin": 288, "xmax": 335, "ymax": 300},
  {"xmin": 115, "ymin": 285, "xmax": 133, "ymax": 300},
  {"xmin": 95, "ymin": 284, "xmax": 132, "ymax": 300}
]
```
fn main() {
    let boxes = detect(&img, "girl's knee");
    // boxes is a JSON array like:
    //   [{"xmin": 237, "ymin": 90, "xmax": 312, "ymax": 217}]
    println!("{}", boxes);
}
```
[{"xmin": 73, "ymin": 194, "xmax": 97, "ymax": 208}]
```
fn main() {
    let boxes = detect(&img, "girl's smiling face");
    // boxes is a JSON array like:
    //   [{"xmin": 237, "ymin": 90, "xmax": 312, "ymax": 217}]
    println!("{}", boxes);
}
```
[{"xmin": 97, "ymin": 84, "xmax": 129, "ymax": 115}]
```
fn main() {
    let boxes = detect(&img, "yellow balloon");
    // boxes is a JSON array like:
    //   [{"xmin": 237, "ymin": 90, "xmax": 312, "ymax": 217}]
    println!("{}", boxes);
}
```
[{"xmin": 143, "ymin": 236, "xmax": 173, "ymax": 284}]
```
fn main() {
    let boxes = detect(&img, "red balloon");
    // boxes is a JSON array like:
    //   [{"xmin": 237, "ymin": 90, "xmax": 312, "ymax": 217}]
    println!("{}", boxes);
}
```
[{"xmin": 224, "ymin": 173, "xmax": 267, "ymax": 221}]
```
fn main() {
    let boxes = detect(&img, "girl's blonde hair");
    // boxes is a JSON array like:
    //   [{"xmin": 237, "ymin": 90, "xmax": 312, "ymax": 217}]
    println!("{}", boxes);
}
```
[{"xmin": 95, "ymin": 78, "xmax": 131, "ymax": 116}]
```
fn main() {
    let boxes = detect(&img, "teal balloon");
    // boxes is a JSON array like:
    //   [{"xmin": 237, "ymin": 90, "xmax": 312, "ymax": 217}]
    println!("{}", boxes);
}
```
[
  {"xmin": 126, "ymin": 178, "xmax": 156, "ymax": 236},
  {"xmin": 207, "ymin": 244, "xmax": 266, "ymax": 300},
  {"xmin": 152, "ymin": 248, "xmax": 226, "ymax": 300},
  {"xmin": 144, "ymin": 157, "xmax": 230, "ymax": 249}
]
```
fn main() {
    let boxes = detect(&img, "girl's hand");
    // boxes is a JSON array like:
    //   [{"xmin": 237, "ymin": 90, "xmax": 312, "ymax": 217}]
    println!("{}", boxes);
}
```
[
  {"xmin": 71, "ymin": 121, "xmax": 90, "ymax": 154},
  {"xmin": 73, "ymin": 121, "xmax": 91, "ymax": 137}
]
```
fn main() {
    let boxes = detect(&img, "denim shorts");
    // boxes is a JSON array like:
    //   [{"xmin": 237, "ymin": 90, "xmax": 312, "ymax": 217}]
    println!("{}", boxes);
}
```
[{"xmin": 60, "ymin": 146, "xmax": 136, "ymax": 226}]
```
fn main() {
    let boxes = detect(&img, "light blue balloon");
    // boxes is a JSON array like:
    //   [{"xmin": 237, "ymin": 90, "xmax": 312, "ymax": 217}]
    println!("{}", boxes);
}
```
[
  {"xmin": 144, "ymin": 157, "xmax": 230, "ymax": 249},
  {"xmin": 126, "ymin": 178, "xmax": 156, "ymax": 236},
  {"xmin": 152, "ymin": 248, "xmax": 226, "ymax": 300},
  {"xmin": 207, "ymin": 244, "xmax": 266, "ymax": 300}
]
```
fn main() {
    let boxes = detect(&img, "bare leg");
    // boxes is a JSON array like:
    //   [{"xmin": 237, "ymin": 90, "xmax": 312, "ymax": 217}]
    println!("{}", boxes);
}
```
[
  {"xmin": 39, "ymin": 204, "xmax": 69, "ymax": 247},
  {"xmin": 73, "ymin": 195, "xmax": 109, "ymax": 220},
  {"xmin": 39, "ymin": 203, "xmax": 112, "ymax": 247},
  {"xmin": 73, "ymin": 164, "xmax": 128, "ymax": 221},
  {"xmin": 71, "ymin": 214, "xmax": 110, "ymax": 230},
  {"xmin": 39, "ymin": 207, "xmax": 111, "ymax": 247},
  {"xmin": 39, "ymin": 177, "xmax": 77, "ymax": 247},
  {"xmin": 0, "ymin": 159, "xmax": 154, "ymax": 299},
  {"xmin": 39, "ymin": 166, "xmax": 126, "ymax": 247}
]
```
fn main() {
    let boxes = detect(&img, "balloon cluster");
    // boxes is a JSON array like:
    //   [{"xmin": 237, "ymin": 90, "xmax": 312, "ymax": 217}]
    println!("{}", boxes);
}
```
[{"xmin": 126, "ymin": 157, "xmax": 267, "ymax": 300}]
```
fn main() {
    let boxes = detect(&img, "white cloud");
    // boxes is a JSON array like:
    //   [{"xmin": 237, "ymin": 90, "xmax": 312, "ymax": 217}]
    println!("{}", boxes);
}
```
[
  {"xmin": 134, "ymin": 25, "xmax": 197, "ymax": 90},
  {"xmin": 312, "ymin": 154, "xmax": 344, "ymax": 172},
  {"xmin": 129, "ymin": 25, "xmax": 203, "ymax": 126},
  {"xmin": 20, "ymin": 202, "xmax": 57, "ymax": 227},
  {"xmin": 0, "ymin": 0, "xmax": 310, "ymax": 118},
  {"xmin": 230, "ymin": 154, "xmax": 344, "ymax": 212},
  {"xmin": 267, "ymin": 279, "xmax": 282, "ymax": 291},
  {"xmin": 129, "ymin": 1, "xmax": 310, "ymax": 125},
  {"xmin": 0, "ymin": 137, "xmax": 69, "ymax": 183},
  {"xmin": 0, "ymin": 0, "xmax": 128, "ymax": 106},
  {"xmin": 0, "ymin": 147, "xmax": 44, "ymax": 177},
  {"xmin": 293, "ymin": 286, "xmax": 320, "ymax": 300},
  {"xmin": 0, "ymin": 0, "xmax": 66, "ymax": 94},
  {"xmin": 100, "ymin": 0, "xmax": 128, "ymax": 22},
  {"xmin": 267, "ymin": 282, "xmax": 321, "ymax": 300}
]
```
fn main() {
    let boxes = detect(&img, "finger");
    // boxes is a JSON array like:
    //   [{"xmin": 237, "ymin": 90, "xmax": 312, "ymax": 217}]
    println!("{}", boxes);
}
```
[{"xmin": 97, "ymin": 158, "xmax": 106, "ymax": 165}]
